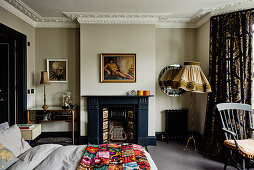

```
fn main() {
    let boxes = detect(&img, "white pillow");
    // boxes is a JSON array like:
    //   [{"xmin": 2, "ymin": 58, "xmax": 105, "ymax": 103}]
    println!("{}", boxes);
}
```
[
  {"xmin": 0, "ymin": 124, "xmax": 31, "ymax": 157},
  {"xmin": 0, "ymin": 122, "xmax": 9, "ymax": 130}
]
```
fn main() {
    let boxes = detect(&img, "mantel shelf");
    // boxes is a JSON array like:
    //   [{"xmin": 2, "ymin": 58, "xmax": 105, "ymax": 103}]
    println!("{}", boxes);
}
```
[{"xmin": 82, "ymin": 95, "xmax": 154, "ymax": 97}]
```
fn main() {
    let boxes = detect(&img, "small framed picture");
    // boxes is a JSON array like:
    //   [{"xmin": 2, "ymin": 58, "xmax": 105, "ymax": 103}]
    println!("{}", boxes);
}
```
[
  {"xmin": 47, "ymin": 59, "xmax": 68, "ymax": 82},
  {"xmin": 101, "ymin": 53, "xmax": 136, "ymax": 83}
]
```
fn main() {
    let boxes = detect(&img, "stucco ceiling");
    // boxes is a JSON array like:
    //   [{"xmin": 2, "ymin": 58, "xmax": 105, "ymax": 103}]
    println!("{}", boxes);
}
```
[
  {"xmin": 21, "ymin": 0, "xmax": 243, "ymax": 18},
  {"xmin": 2, "ymin": 0, "xmax": 254, "ymax": 28}
]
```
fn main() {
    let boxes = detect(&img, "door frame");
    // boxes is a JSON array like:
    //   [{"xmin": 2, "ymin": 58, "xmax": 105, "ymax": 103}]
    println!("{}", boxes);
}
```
[{"xmin": 0, "ymin": 23, "xmax": 27, "ymax": 124}]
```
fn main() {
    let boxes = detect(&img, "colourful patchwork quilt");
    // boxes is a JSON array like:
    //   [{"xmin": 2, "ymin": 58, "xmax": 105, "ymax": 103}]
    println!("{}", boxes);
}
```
[{"xmin": 77, "ymin": 143, "xmax": 150, "ymax": 170}]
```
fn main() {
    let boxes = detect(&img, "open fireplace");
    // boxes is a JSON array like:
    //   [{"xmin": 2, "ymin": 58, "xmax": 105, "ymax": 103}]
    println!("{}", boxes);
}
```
[
  {"xmin": 100, "ymin": 105, "xmax": 137, "ymax": 144},
  {"xmin": 84, "ymin": 95, "xmax": 155, "ymax": 146}
]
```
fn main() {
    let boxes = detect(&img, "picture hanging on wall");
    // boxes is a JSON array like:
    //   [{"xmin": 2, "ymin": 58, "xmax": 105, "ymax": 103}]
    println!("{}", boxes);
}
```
[
  {"xmin": 47, "ymin": 59, "xmax": 68, "ymax": 82},
  {"xmin": 101, "ymin": 53, "xmax": 136, "ymax": 83}
]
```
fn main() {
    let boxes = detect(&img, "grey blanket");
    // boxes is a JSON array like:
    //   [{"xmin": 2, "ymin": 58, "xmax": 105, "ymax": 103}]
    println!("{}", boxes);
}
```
[
  {"xmin": 9, "ymin": 144, "xmax": 157, "ymax": 170},
  {"xmin": 9, "ymin": 144, "xmax": 86, "ymax": 170}
]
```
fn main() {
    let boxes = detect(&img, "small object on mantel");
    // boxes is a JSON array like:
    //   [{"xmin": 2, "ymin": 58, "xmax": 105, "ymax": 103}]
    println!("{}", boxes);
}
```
[
  {"xmin": 81, "ymin": 95, "xmax": 154, "ymax": 97},
  {"xmin": 128, "ymin": 90, "xmax": 137, "ymax": 96},
  {"xmin": 143, "ymin": 90, "xmax": 150, "ymax": 96},
  {"xmin": 137, "ymin": 90, "xmax": 143, "ymax": 96}
]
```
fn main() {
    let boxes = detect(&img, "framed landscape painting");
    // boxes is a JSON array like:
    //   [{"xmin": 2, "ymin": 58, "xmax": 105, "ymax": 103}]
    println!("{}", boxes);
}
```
[
  {"xmin": 47, "ymin": 59, "xmax": 68, "ymax": 82},
  {"xmin": 101, "ymin": 53, "xmax": 136, "ymax": 83}
]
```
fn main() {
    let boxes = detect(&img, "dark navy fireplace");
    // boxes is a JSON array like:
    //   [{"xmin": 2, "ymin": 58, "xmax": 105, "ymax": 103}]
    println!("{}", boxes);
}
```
[{"xmin": 84, "ymin": 95, "xmax": 154, "ymax": 146}]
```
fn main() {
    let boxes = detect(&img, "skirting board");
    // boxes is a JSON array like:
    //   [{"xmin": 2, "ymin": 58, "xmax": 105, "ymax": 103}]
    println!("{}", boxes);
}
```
[
  {"xmin": 148, "ymin": 136, "xmax": 156, "ymax": 146},
  {"xmin": 40, "ymin": 131, "xmax": 79, "ymax": 138},
  {"xmin": 155, "ymin": 131, "xmax": 203, "ymax": 150},
  {"xmin": 78, "ymin": 136, "xmax": 156, "ymax": 146},
  {"xmin": 78, "ymin": 136, "xmax": 88, "ymax": 145},
  {"xmin": 156, "ymin": 131, "xmax": 202, "ymax": 141}
]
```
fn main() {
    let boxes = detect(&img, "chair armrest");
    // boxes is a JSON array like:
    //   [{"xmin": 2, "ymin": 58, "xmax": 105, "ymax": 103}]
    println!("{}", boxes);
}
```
[
  {"xmin": 222, "ymin": 128, "xmax": 239, "ymax": 148},
  {"xmin": 222, "ymin": 128, "xmax": 236, "ymax": 136}
]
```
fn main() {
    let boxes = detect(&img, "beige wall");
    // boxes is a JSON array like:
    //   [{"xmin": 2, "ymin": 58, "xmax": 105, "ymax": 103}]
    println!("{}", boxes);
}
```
[
  {"xmin": 80, "ymin": 24, "xmax": 156, "ymax": 136},
  {"xmin": 35, "ymin": 28, "xmax": 80, "ymax": 132},
  {"xmin": 1, "ymin": 6, "xmax": 211, "ymax": 135},
  {"xmin": 155, "ymin": 28, "xmax": 197, "ymax": 132},
  {"xmin": 196, "ymin": 21, "xmax": 210, "ymax": 134},
  {"xmin": 0, "ymin": 6, "xmax": 35, "ymax": 108}
]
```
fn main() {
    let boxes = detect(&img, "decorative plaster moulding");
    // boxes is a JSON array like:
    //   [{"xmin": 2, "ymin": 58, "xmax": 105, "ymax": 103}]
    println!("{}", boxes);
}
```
[
  {"xmin": 2, "ymin": 0, "xmax": 79, "ymax": 28},
  {"xmin": 1, "ymin": 0, "xmax": 254, "ymax": 28},
  {"xmin": 191, "ymin": 0, "xmax": 254, "ymax": 27},
  {"xmin": 0, "ymin": 0, "xmax": 36, "ymax": 26},
  {"xmin": 64, "ymin": 12, "xmax": 198, "ymax": 28},
  {"xmin": 64, "ymin": 12, "xmax": 173, "ymax": 25}
]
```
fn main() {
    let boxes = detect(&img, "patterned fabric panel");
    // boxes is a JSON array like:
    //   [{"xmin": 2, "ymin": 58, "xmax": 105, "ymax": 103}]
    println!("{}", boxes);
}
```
[
  {"xmin": 133, "ymin": 144, "xmax": 150, "ymax": 170},
  {"xmin": 122, "ymin": 143, "xmax": 137, "ymax": 169},
  {"xmin": 77, "ymin": 144, "xmax": 150, "ymax": 170},
  {"xmin": 78, "ymin": 145, "xmax": 99, "ymax": 169},
  {"xmin": 94, "ymin": 145, "xmax": 110, "ymax": 168},
  {"xmin": 123, "ymin": 162, "xmax": 138, "ymax": 170}
]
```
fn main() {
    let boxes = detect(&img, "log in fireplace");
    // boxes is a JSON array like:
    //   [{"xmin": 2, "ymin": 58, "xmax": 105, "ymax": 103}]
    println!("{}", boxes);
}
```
[{"xmin": 84, "ymin": 95, "xmax": 155, "ymax": 146}]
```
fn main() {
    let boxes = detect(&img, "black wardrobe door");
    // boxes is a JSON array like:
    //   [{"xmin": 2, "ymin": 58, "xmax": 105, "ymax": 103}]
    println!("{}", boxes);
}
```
[{"xmin": 0, "ymin": 39, "xmax": 15, "ymax": 124}]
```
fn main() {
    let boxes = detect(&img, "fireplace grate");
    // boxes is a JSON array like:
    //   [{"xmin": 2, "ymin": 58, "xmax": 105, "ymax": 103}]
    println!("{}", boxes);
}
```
[{"xmin": 100, "ymin": 105, "xmax": 137, "ymax": 144}]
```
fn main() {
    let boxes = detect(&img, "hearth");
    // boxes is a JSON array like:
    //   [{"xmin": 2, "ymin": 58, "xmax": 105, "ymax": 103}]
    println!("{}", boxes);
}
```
[
  {"xmin": 84, "ymin": 95, "xmax": 154, "ymax": 146},
  {"xmin": 100, "ymin": 105, "xmax": 137, "ymax": 144}
]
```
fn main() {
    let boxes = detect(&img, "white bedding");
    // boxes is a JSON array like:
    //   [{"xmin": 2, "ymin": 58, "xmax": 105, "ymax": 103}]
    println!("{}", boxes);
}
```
[{"xmin": 9, "ymin": 144, "xmax": 157, "ymax": 170}]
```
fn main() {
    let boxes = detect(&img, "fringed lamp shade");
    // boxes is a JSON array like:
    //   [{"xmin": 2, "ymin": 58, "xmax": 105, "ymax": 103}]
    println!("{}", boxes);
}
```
[{"xmin": 172, "ymin": 62, "xmax": 211, "ymax": 93}]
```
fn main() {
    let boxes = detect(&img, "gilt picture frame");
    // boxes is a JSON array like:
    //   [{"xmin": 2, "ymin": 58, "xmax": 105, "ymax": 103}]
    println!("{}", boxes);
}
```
[
  {"xmin": 101, "ymin": 53, "xmax": 136, "ymax": 83},
  {"xmin": 47, "ymin": 59, "xmax": 68, "ymax": 82}
]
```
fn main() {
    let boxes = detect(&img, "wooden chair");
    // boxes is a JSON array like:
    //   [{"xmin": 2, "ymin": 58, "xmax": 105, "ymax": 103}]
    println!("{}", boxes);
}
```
[{"xmin": 217, "ymin": 103, "xmax": 254, "ymax": 170}]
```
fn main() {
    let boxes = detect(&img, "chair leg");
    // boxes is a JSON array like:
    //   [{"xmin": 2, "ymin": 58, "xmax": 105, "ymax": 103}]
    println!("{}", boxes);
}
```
[
  {"xmin": 223, "ymin": 148, "xmax": 230, "ymax": 170},
  {"xmin": 242, "ymin": 158, "xmax": 246, "ymax": 170}
]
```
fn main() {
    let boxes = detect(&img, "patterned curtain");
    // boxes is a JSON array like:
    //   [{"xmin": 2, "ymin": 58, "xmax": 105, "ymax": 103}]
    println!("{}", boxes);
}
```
[{"xmin": 203, "ymin": 10, "xmax": 253, "ymax": 160}]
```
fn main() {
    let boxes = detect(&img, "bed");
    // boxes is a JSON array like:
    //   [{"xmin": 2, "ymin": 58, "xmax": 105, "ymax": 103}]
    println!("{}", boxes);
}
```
[
  {"xmin": 8, "ymin": 144, "xmax": 157, "ymax": 170},
  {"xmin": 0, "ymin": 124, "xmax": 157, "ymax": 170}
]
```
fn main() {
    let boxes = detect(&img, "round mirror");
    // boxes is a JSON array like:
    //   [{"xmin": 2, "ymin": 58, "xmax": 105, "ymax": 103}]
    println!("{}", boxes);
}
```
[{"xmin": 158, "ymin": 64, "xmax": 185, "ymax": 96}]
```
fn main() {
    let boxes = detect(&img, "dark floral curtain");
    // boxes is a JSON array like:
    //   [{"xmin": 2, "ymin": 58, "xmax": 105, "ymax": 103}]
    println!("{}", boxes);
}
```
[{"xmin": 203, "ymin": 10, "xmax": 253, "ymax": 160}]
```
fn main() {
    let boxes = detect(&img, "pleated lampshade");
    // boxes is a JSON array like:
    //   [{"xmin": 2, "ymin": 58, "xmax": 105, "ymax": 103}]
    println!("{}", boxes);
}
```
[
  {"xmin": 172, "ymin": 61, "xmax": 211, "ymax": 93},
  {"xmin": 40, "ymin": 71, "xmax": 50, "ymax": 84}
]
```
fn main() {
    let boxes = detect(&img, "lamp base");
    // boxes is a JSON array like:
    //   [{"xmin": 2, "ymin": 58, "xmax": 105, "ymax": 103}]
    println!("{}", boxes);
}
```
[
  {"xmin": 184, "ymin": 134, "xmax": 197, "ymax": 151},
  {"xmin": 42, "ymin": 105, "xmax": 48, "ymax": 110}
]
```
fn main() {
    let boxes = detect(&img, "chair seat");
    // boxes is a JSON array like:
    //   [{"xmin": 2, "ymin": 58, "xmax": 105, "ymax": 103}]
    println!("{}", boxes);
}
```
[{"xmin": 224, "ymin": 139, "xmax": 254, "ymax": 159}]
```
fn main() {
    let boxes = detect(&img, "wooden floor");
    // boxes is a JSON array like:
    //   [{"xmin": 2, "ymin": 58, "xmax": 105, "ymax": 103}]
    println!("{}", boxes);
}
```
[{"xmin": 147, "ymin": 141, "xmax": 236, "ymax": 170}]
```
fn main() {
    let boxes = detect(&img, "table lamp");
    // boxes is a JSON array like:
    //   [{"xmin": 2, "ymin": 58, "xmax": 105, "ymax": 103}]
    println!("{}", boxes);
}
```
[{"xmin": 40, "ymin": 71, "xmax": 50, "ymax": 110}]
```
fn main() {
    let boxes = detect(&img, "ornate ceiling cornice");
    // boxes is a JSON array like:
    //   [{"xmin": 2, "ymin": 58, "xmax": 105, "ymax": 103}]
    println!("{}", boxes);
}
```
[
  {"xmin": 63, "ymin": 12, "xmax": 174, "ymax": 25},
  {"xmin": 63, "ymin": 12, "xmax": 196, "ymax": 28},
  {"xmin": 191, "ymin": 0, "xmax": 254, "ymax": 27},
  {"xmin": 2, "ymin": 0, "xmax": 79, "ymax": 28},
  {"xmin": 1, "ymin": 0, "xmax": 254, "ymax": 28}
]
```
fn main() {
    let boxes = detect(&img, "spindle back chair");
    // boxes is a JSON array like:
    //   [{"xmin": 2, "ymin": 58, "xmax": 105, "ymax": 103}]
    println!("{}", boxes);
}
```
[{"xmin": 217, "ymin": 103, "xmax": 254, "ymax": 170}]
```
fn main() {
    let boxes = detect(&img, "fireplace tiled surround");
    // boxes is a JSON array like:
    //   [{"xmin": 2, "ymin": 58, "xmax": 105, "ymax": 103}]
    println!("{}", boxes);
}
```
[
  {"xmin": 101, "ymin": 105, "xmax": 137, "ymax": 144},
  {"xmin": 84, "ymin": 95, "xmax": 156, "ymax": 146}
]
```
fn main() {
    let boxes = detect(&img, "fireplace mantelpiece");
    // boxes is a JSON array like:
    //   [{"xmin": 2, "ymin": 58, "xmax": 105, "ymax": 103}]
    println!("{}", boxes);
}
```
[{"xmin": 83, "ymin": 95, "xmax": 154, "ymax": 146}]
